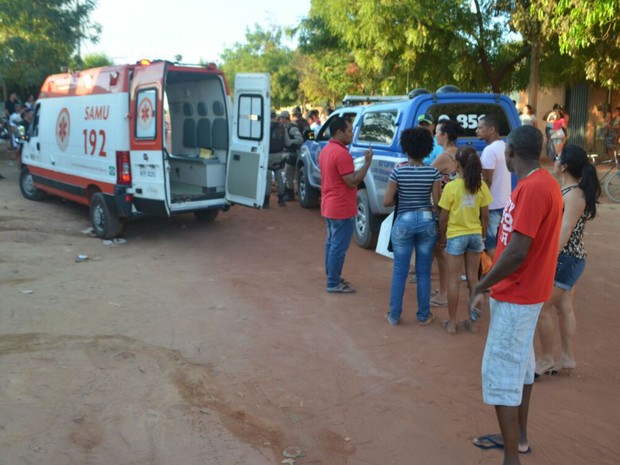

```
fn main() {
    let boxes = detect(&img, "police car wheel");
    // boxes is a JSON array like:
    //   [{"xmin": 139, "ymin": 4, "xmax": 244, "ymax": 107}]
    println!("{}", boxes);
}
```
[
  {"xmin": 354, "ymin": 189, "xmax": 379, "ymax": 249},
  {"xmin": 90, "ymin": 192, "xmax": 121, "ymax": 239},
  {"xmin": 298, "ymin": 165, "xmax": 320, "ymax": 209},
  {"xmin": 19, "ymin": 168, "xmax": 46, "ymax": 201}
]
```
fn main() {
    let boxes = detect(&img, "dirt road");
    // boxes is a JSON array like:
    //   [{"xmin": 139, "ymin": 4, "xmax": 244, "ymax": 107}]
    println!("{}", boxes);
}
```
[{"xmin": 1, "ymin": 148, "xmax": 619, "ymax": 464}]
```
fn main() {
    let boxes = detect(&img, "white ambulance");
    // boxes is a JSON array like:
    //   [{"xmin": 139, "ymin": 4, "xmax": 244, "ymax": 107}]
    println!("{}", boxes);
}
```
[{"xmin": 19, "ymin": 60, "xmax": 271, "ymax": 238}]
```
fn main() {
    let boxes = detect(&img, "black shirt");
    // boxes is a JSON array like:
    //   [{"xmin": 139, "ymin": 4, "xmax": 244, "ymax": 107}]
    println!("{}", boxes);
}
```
[{"xmin": 5, "ymin": 99, "xmax": 16, "ymax": 117}]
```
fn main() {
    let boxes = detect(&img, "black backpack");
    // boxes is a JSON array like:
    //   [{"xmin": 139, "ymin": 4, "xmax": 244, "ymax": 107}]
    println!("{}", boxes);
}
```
[{"xmin": 269, "ymin": 120, "xmax": 285, "ymax": 153}]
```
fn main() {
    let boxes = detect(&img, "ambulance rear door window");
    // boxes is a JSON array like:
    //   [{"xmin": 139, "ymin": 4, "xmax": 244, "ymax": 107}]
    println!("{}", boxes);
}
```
[
  {"xmin": 236, "ymin": 94, "xmax": 264, "ymax": 141},
  {"xmin": 135, "ymin": 88, "xmax": 158, "ymax": 140}
]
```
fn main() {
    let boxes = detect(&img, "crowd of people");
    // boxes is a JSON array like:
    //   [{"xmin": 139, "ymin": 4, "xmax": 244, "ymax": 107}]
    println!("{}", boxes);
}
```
[
  {"xmin": 3, "ymin": 91, "xmax": 35, "ymax": 150},
  {"xmin": 264, "ymin": 105, "xmax": 334, "ymax": 208},
  {"xmin": 2, "ymin": 91, "xmax": 35, "ymax": 179},
  {"xmin": 317, "ymin": 111, "xmax": 602, "ymax": 465}
]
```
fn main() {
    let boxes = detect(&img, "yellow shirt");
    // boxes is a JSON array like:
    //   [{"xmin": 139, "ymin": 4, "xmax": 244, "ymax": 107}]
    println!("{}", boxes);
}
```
[{"xmin": 438, "ymin": 178, "xmax": 493, "ymax": 238}]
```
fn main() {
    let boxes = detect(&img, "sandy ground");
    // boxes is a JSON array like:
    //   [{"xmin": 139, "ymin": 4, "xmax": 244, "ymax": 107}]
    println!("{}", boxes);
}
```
[{"xmin": 1, "ymin": 145, "xmax": 619, "ymax": 465}]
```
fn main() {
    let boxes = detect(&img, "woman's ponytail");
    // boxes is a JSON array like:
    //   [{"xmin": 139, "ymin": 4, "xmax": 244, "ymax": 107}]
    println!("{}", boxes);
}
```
[
  {"xmin": 456, "ymin": 146, "xmax": 482, "ymax": 194},
  {"xmin": 562, "ymin": 144, "xmax": 601, "ymax": 220},
  {"xmin": 579, "ymin": 162, "xmax": 601, "ymax": 220}
]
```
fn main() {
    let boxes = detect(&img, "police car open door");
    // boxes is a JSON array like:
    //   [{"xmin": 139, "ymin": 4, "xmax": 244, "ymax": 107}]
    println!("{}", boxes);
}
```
[{"xmin": 226, "ymin": 73, "xmax": 270, "ymax": 207}]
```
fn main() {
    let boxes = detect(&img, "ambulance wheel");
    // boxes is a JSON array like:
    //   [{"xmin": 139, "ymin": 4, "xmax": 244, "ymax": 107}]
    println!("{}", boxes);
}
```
[
  {"xmin": 20, "ymin": 168, "xmax": 46, "ymax": 201},
  {"xmin": 194, "ymin": 209, "xmax": 219, "ymax": 222},
  {"xmin": 90, "ymin": 192, "xmax": 121, "ymax": 239}
]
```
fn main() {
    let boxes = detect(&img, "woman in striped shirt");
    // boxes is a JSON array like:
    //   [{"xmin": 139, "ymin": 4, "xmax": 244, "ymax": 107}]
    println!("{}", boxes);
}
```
[{"xmin": 384, "ymin": 127, "xmax": 442, "ymax": 326}]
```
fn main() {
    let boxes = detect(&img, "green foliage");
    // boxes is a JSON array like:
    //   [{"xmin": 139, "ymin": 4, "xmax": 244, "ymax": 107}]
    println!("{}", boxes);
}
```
[
  {"xmin": 0, "ymin": 0, "xmax": 100, "ymax": 98},
  {"xmin": 218, "ymin": 25, "xmax": 300, "ymax": 107},
  {"xmin": 82, "ymin": 53, "xmax": 114, "ymax": 69},
  {"xmin": 294, "ymin": 15, "xmax": 375, "ymax": 106},
  {"xmin": 302, "ymin": 0, "xmax": 535, "ymax": 94},
  {"xmin": 532, "ymin": 0, "xmax": 620, "ymax": 88}
]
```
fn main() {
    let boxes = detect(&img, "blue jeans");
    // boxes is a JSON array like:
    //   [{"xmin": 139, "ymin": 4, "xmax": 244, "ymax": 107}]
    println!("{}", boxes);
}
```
[
  {"xmin": 388, "ymin": 211, "xmax": 438, "ymax": 323},
  {"xmin": 545, "ymin": 125, "xmax": 554, "ymax": 161},
  {"xmin": 485, "ymin": 208, "xmax": 503, "ymax": 250},
  {"xmin": 324, "ymin": 217, "xmax": 355, "ymax": 288}
]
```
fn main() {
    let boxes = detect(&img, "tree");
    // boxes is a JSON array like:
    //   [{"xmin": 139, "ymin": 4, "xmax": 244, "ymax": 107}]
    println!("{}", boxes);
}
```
[
  {"xmin": 218, "ymin": 26, "xmax": 299, "ymax": 107},
  {"xmin": 82, "ymin": 53, "xmax": 114, "ymax": 69},
  {"xmin": 294, "ymin": 15, "xmax": 373, "ymax": 106},
  {"xmin": 0, "ymin": 0, "xmax": 101, "ymax": 99},
  {"xmin": 304, "ymin": 0, "xmax": 538, "ymax": 94},
  {"xmin": 531, "ymin": 0, "xmax": 620, "ymax": 89}
]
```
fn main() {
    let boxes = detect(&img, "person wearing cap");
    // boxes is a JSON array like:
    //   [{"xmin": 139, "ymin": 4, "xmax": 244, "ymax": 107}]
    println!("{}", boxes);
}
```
[
  {"xmin": 280, "ymin": 110, "xmax": 304, "ymax": 201},
  {"xmin": 417, "ymin": 113, "xmax": 443, "ymax": 165},
  {"xmin": 264, "ymin": 110, "xmax": 288, "ymax": 208}
]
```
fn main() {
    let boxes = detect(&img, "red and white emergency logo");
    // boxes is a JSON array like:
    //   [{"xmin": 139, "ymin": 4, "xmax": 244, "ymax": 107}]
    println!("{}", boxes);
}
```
[
  {"xmin": 137, "ymin": 97, "xmax": 154, "ymax": 131},
  {"xmin": 56, "ymin": 108, "xmax": 71, "ymax": 151}
]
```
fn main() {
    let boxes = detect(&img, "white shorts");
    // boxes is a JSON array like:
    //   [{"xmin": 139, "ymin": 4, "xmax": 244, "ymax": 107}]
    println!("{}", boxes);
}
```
[{"xmin": 482, "ymin": 298, "xmax": 543, "ymax": 406}]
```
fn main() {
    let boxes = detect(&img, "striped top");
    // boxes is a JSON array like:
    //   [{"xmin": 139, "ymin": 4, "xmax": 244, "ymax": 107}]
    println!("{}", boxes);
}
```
[{"xmin": 389, "ymin": 164, "xmax": 442, "ymax": 214}]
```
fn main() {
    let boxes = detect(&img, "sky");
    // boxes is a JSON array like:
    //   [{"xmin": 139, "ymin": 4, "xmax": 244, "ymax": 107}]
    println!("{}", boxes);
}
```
[{"xmin": 82, "ymin": 0, "xmax": 312, "ymax": 65}]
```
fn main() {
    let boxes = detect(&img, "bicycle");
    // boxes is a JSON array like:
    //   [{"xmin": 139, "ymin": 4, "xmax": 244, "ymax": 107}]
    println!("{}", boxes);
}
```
[{"xmin": 589, "ymin": 149, "xmax": 620, "ymax": 203}]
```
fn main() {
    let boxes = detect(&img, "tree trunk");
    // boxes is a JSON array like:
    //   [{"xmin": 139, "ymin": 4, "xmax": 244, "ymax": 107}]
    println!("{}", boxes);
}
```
[{"xmin": 528, "ymin": 40, "xmax": 540, "ymax": 113}]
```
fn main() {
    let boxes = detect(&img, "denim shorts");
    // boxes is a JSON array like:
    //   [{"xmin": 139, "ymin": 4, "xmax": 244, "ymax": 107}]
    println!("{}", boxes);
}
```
[
  {"xmin": 446, "ymin": 234, "xmax": 484, "ymax": 255},
  {"xmin": 554, "ymin": 253, "xmax": 586, "ymax": 290},
  {"xmin": 485, "ymin": 209, "xmax": 503, "ymax": 250}
]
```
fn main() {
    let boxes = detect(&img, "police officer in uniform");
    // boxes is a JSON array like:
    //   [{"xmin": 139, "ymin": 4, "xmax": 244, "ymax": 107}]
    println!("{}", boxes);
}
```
[
  {"xmin": 279, "ymin": 110, "xmax": 303, "ymax": 201},
  {"xmin": 265, "ymin": 110, "xmax": 287, "ymax": 208}
]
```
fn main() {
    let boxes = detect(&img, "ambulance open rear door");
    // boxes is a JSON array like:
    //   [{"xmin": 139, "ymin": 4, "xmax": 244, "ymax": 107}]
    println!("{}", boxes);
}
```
[
  {"xmin": 225, "ymin": 73, "xmax": 270, "ymax": 208},
  {"xmin": 129, "ymin": 61, "xmax": 170, "ymax": 216}
]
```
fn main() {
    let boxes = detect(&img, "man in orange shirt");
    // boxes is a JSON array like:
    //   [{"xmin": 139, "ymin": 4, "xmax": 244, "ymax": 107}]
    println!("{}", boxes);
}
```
[
  {"xmin": 319, "ymin": 117, "xmax": 372, "ymax": 293},
  {"xmin": 469, "ymin": 125, "xmax": 563, "ymax": 465}
]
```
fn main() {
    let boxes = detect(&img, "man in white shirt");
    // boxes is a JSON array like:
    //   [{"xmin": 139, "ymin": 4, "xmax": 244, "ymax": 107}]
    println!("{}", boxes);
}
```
[{"xmin": 476, "ymin": 115, "xmax": 510, "ymax": 259}]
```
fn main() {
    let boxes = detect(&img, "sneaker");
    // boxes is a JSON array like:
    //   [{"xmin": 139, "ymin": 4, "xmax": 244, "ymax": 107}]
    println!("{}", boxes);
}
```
[
  {"xmin": 460, "ymin": 274, "xmax": 467, "ymax": 282},
  {"xmin": 326, "ymin": 282, "xmax": 356, "ymax": 294},
  {"xmin": 408, "ymin": 274, "xmax": 417, "ymax": 284},
  {"xmin": 385, "ymin": 312, "xmax": 399, "ymax": 326},
  {"xmin": 418, "ymin": 312, "xmax": 435, "ymax": 326}
]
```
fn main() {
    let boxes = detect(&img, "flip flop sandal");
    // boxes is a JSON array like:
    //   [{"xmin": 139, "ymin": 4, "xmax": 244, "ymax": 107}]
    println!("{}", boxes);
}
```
[
  {"xmin": 442, "ymin": 319, "xmax": 457, "ymax": 334},
  {"xmin": 473, "ymin": 434, "xmax": 532, "ymax": 454},
  {"xmin": 430, "ymin": 299, "xmax": 448, "ymax": 307}
]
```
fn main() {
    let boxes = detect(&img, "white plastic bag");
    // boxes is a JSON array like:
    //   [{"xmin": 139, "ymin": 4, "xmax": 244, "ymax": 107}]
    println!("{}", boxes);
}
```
[{"xmin": 375, "ymin": 212, "xmax": 395, "ymax": 259}]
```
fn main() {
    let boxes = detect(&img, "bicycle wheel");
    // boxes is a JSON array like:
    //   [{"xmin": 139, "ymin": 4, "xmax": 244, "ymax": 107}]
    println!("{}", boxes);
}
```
[{"xmin": 604, "ymin": 171, "xmax": 620, "ymax": 203}]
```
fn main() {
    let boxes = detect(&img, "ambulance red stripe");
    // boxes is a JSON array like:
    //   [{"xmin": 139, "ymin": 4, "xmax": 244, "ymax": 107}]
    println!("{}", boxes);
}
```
[{"xmin": 29, "ymin": 165, "xmax": 116, "ymax": 199}]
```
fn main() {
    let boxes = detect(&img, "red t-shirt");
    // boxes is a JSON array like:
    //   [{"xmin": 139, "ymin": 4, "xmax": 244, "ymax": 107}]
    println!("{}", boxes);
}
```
[
  {"xmin": 491, "ymin": 169, "xmax": 563, "ymax": 304},
  {"xmin": 319, "ymin": 139, "xmax": 357, "ymax": 219}
]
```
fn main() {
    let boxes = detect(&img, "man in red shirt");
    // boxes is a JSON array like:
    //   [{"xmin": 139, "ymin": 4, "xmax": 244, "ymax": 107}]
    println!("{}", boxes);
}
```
[
  {"xmin": 319, "ymin": 117, "xmax": 373, "ymax": 293},
  {"xmin": 468, "ymin": 125, "xmax": 563, "ymax": 465}
]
